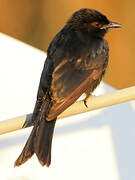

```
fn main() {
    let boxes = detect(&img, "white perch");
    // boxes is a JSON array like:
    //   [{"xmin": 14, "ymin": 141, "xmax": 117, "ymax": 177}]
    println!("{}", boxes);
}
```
[{"xmin": 0, "ymin": 86, "xmax": 135, "ymax": 135}]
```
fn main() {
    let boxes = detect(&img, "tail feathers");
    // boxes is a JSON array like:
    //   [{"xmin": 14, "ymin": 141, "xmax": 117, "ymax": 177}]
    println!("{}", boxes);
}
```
[
  {"xmin": 34, "ymin": 119, "xmax": 56, "ymax": 166},
  {"xmin": 14, "ymin": 118, "xmax": 56, "ymax": 167},
  {"xmin": 14, "ymin": 125, "xmax": 36, "ymax": 167}
]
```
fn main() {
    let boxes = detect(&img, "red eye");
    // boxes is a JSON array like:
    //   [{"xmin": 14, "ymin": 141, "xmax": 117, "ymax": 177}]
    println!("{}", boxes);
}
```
[{"xmin": 92, "ymin": 22, "xmax": 102, "ymax": 28}]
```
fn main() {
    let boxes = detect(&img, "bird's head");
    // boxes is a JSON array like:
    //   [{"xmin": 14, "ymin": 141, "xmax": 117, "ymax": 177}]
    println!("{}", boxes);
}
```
[{"xmin": 67, "ymin": 8, "xmax": 121, "ymax": 38}]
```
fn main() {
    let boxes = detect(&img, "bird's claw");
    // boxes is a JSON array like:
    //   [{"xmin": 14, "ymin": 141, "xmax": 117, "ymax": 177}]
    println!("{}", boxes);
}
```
[{"xmin": 84, "ymin": 99, "xmax": 88, "ymax": 108}]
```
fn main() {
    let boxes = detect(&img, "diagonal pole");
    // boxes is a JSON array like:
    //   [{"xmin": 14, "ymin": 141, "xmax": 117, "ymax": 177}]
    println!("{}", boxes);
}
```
[{"xmin": 0, "ymin": 86, "xmax": 135, "ymax": 135}]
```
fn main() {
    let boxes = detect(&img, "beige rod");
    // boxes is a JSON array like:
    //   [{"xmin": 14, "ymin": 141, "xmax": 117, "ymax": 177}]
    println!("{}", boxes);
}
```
[{"xmin": 0, "ymin": 86, "xmax": 135, "ymax": 135}]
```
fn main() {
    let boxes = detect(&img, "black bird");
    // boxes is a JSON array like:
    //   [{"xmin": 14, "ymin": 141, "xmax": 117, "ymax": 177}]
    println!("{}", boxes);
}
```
[{"xmin": 14, "ymin": 8, "xmax": 121, "ymax": 167}]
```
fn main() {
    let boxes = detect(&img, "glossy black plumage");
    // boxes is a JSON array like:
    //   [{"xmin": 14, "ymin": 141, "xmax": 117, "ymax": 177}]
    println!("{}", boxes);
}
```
[{"xmin": 14, "ymin": 8, "xmax": 121, "ymax": 167}]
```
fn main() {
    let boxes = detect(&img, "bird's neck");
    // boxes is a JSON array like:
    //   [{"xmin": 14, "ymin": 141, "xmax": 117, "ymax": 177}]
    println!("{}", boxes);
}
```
[{"xmin": 75, "ymin": 30, "xmax": 104, "ymax": 44}]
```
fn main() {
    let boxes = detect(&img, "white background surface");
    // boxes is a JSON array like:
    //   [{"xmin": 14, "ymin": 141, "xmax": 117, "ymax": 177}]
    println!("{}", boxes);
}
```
[{"xmin": 0, "ymin": 33, "xmax": 135, "ymax": 180}]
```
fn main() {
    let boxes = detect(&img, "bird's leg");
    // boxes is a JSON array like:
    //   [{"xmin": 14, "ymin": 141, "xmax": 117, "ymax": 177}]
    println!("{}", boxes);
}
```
[
  {"xmin": 83, "ymin": 92, "xmax": 91, "ymax": 108},
  {"xmin": 84, "ymin": 99, "xmax": 88, "ymax": 108}
]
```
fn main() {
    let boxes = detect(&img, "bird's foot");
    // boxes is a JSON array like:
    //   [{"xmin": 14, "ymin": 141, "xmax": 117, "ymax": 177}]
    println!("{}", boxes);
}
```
[{"xmin": 84, "ymin": 99, "xmax": 88, "ymax": 108}]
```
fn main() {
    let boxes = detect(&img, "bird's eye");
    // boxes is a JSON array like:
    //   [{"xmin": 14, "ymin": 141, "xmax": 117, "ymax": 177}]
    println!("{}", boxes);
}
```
[{"xmin": 92, "ymin": 22, "xmax": 103, "ymax": 28}]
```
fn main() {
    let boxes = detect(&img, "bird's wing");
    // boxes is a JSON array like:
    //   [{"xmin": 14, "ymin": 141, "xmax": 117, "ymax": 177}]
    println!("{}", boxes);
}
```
[
  {"xmin": 31, "ymin": 57, "xmax": 54, "ymax": 123},
  {"xmin": 47, "ymin": 43, "xmax": 108, "ymax": 120}
]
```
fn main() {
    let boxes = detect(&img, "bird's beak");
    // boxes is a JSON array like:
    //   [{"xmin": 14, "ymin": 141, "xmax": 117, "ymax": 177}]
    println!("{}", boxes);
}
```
[{"xmin": 101, "ymin": 22, "xmax": 122, "ymax": 30}]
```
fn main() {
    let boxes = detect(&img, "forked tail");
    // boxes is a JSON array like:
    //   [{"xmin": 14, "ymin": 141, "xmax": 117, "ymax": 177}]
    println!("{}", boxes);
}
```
[{"xmin": 14, "ymin": 99, "xmax": 56, "ymax": 167}]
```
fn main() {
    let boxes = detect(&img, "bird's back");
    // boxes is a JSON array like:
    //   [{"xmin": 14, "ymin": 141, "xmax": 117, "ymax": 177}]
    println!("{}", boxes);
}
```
[{"xmin": 45, "ymin": 29, "xmax": 109, "ymax": 120}]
